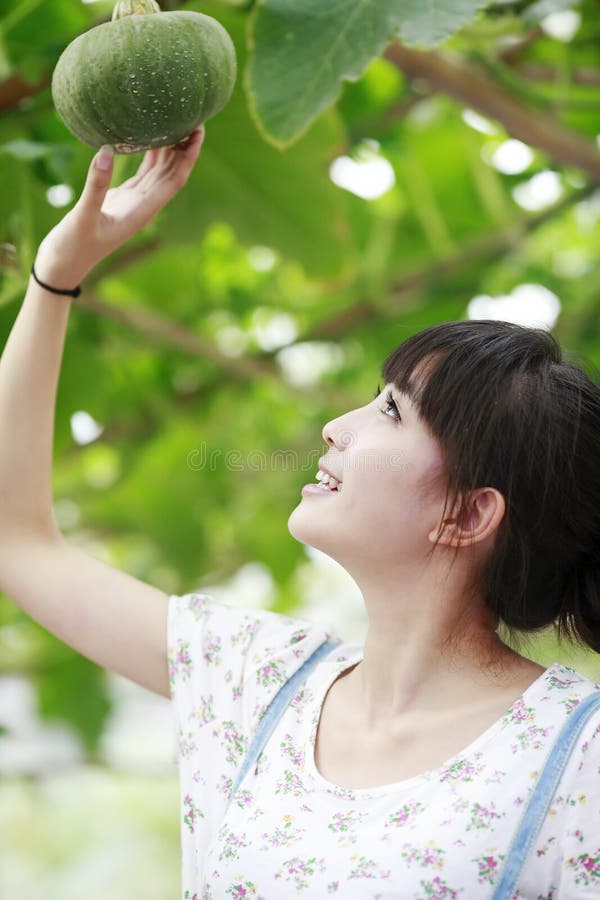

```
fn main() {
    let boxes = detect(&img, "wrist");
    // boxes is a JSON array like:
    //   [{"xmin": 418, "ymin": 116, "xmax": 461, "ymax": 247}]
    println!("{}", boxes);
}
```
[
  {"xmin": 30, "ymin": 263, "xmax": 82, "ymax": 298},
  {"xmin": 31, "ymin": 262, "xmax": 86, "ymax": 293},
  {"xmin": 34, "ymin": 241, "xmax": 89, "ymax": 290}
]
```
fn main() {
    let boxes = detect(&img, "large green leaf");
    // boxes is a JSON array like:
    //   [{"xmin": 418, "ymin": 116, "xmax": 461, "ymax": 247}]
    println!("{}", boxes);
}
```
[
  {"xmin": 247, "ymin": 0, "xmax": 491, "ymax": 147},
  {"xmin": 158, "ymin": 2, "xmax": 352, "ymax": 278},
  {"xmin": 0, "ymin": 0, "xmax": 91, "ymax": 82}
]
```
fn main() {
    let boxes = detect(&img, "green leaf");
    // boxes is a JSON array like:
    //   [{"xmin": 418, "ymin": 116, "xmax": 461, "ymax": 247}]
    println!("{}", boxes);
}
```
[
  {"xmin": 0, "ymin": 138, "xmax": 75, "ymax": 184},
  {"xmin": 0, "ymin": 31, "xmax": 11, "ymax": 80},
  {"xmin": 158, "ymin": 2, "xmax": 353, "ymax": 277},
  {"xmin": 34, "ymin": 646, "xmax": 112, "ymax": 755},
  {"xmin": 247, "ymin": 0, "xmax": 491, "ymax": 147},
  {"xmin": 0, "ymin": 0, "xmax": 90, "ymax": 82},
  {"xmin": 522, "ymin": 0, "xmax": 581, "ymax": 24},
  {"xmin": 0, "ymin": 139, "xmax": 54, "ymax": 161}
]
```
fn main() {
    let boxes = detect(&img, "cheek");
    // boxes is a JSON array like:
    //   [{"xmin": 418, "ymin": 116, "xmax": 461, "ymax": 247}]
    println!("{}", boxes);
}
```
[
  {"xmin": 346, "ymin": 449, "xmax": 445, "ymax": 524},
  {"xmin": 416, "ymin": 457, "xmax": 447, "ymax": 507},
  {"xmin": 343, "ymin": 466, "xmax": 412, "ymax": 528}
]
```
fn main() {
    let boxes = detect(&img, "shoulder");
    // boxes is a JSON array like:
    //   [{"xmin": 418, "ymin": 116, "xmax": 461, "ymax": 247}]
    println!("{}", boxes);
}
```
[
  {"xmin": 543, "ymin": 661, "xmax": 600, "ymax": 711},
  {"xmin": 513, "ymin": 665, "xmax": 600, "ymax": 895},
  {"xmin": 167, "ymin": 591, "xmax": 342, "ymax": 700},
  {"xmin": 533, "ymin": 663, "xmax": 600, "ymax": 798},
  {"xmin": 167, "ymin": 591, "xmax": 340, "ymax": 652},
  {"xmin": 542, "ymin": 666, "xmax": 600, "ymax": 891},
  {"xmin": 555, "ymin": 663, "xmax": 600, "ymax": 770}
]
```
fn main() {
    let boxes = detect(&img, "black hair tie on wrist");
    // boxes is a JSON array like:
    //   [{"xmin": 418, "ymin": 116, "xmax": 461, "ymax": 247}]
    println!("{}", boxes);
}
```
[{"xmin": 31, "ymin": 262, "xmax": 81, "ymax": 298}]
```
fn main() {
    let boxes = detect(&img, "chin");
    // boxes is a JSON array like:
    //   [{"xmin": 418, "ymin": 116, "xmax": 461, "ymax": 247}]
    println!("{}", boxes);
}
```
[
  {"xmin": 287, "ymin": 504, "xmax": 342, "ymax": 560},
  {"xmin": 287, "ymin": 503, "xmax": 311, "ymax": 544}
]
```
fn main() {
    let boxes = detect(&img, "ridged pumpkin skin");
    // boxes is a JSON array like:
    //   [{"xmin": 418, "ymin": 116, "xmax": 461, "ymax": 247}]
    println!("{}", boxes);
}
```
[{"xmin": 51, "ymin": 11, "xmax": 237, "ymax": 153}]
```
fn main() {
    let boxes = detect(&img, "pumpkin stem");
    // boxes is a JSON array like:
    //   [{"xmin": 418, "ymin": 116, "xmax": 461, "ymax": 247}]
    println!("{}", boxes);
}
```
[{"xmin": 112, "ymin": 0, "xmax": 161, "ymax": 20}]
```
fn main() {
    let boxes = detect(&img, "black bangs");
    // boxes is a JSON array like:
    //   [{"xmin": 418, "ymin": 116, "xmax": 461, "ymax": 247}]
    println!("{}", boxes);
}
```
[{"xmin": 381, "ymin": 320, "xmax": 562, "ymax": 491}]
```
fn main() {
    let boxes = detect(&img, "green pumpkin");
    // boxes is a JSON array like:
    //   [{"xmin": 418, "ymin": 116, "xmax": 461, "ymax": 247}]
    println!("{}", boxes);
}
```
[{"xmin": 51, "ymin": 0, "xmax": 237, "ymax": 153}]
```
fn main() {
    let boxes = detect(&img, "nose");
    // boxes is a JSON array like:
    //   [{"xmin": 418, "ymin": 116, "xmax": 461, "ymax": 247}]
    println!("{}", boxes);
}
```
[
  {"xmin": 322, "ymin": 419, "xmax": 336, "ymax": 447},
  {"xmin": 322, "ymin": 411, "xmax": 356, "ymax": 451}
]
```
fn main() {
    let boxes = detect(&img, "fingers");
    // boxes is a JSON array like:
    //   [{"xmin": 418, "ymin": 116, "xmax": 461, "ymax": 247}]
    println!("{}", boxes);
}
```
[
  {"xmin": 121, "ymin": 127, "xmax": 206, "ymax": 195},
  {"xmin": 174, "ymin": 125, "xmax": 206, "ymax": 153},
  {"xmin": 134, "ymin": 126, "xmax": 206, "ymax": 200},
  {"xmin": 118, "ymin": 147, "xmax": 161, "ymax": 191},
  {"xmin": 77, "ymin": 145, "xmax": 115, "ymax": 216},
  {"xmin": 113, "ymin": 126, "xmax": 207, "ymax": 231},
  {"xmin": 162, "ymin": 125, "xmax": 206, "ymax": 177}
]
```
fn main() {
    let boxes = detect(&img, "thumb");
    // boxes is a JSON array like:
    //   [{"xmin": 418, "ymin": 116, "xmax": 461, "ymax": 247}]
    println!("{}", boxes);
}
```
[{"xmin": 78, "ymin": 144, "xmax": 114, "ymax": 213}]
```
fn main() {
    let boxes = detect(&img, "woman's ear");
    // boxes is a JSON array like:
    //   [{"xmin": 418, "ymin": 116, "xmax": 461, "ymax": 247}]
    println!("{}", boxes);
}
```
[{"xmin": 428, "ymin": 488, "xmax": 505, "ymax": 548}]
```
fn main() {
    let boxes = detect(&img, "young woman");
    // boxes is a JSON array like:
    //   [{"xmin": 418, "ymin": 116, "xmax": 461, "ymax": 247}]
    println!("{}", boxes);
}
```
[{"xmin": 1, "ymin": 129, "xmax": 599, "ymax": 899}]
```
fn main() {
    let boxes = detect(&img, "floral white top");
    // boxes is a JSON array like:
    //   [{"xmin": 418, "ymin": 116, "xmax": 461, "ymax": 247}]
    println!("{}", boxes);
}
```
[{"xmin": 167, "ymin": 592, "xmax": 600, "ymax": 900}]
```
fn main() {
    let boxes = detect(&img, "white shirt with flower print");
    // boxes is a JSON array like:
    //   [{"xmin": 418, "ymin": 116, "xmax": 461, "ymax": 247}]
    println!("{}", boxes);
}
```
[{"xmin": 167, "ymin": 592, "xmax": 600, "ymax": 900}]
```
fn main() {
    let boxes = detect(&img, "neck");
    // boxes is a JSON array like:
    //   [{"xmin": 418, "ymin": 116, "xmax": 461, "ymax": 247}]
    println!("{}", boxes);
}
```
[{"xmin": 338, "ymin": 557, "xmax": 521, "ymax": 727}]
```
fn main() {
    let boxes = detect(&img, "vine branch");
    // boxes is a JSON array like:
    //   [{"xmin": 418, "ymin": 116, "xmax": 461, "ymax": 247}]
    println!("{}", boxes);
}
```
[
  {"xmin": 300, "ymin": 187, "xmax": 592, "ymax": 341},
  {"xmin": 75, "ymin": 291, "xmax": 275, "ymax": 380},
  {"xmin": 384, "ymin": 42, "xmax": 600, "ymax": 180},
  {"xmin": 511, "ymin": 63, "xmax": 600, "ymax": 88}
]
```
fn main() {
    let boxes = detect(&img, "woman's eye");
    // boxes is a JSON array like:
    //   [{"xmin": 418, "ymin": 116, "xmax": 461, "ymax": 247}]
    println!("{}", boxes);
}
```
[{"xmin": 380, "ymin": 389, "xmax": 401, "ymax": 422}]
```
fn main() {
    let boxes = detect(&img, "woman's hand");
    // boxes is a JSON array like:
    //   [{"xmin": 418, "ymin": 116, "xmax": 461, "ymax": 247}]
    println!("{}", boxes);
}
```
[{"xmin": 34, "ymin": 126, "xmax": 206, "ymax": 289}]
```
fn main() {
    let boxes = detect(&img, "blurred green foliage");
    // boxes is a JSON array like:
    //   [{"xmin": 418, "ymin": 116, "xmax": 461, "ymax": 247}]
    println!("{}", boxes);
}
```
[{"xmin": 1, "ymin": 0, "xmax": 599, "ymax": 770}]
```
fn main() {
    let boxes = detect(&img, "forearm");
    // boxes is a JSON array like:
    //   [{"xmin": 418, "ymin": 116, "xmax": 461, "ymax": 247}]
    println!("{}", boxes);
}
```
[
  {"xmin": 0, "ymin": 273, "xmax": 74, "ymax": 537},
  {"xmin": 0, "ymin": 132, "xmax": 203, "ymax": 538}
]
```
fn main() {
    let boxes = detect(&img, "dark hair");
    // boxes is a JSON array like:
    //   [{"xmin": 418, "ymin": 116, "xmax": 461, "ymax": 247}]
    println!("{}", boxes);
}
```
[{"xmin": 382, "ymin": 319, "xmax": 600, "ymax": 654}]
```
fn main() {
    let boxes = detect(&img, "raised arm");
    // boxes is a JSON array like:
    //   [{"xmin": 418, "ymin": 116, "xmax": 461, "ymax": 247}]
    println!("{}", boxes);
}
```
[{"xmin": 0, "ymin": 128, "xmax": 205, "ymax": 697}]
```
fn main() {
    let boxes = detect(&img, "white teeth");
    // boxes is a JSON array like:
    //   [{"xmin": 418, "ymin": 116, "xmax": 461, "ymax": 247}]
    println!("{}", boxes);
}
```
[{"xmin": 316, "ymin": 469, "xmax": 342, "ymax": 491}]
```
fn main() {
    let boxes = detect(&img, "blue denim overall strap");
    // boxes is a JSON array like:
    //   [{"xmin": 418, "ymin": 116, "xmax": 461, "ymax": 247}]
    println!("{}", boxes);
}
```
[
  {"xmin": 493, "ymin": 689, "xmax": 600, "ymax": 899},
  {"xmin": 229, "ymin": 639, "xmax": 341, "ymax": 802}
]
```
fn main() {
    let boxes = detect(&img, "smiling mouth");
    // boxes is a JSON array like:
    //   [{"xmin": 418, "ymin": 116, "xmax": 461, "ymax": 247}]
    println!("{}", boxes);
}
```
[{"xmin": 316, "ymin": 470, "xmax": 342, "ymax": 492}]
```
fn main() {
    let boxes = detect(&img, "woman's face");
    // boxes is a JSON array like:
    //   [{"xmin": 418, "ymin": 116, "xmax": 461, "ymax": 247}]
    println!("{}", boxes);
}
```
[{"xmin": 287, "ymin": 383, "xmax": 449, "ymax": 572}]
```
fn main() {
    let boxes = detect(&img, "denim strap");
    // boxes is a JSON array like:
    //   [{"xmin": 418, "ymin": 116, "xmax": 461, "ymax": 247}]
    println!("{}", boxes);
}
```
[
  {"xmin": 493, "ymin": 689, "xmax": 600, "ymax": 899},
  {"xmin": 229, "ymin": 639, "xmax": 340, "ymax": 803}
]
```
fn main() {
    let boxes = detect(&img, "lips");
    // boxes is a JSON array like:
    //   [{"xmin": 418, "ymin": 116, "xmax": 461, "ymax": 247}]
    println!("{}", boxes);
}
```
[{"xmin": 301, "ymin": 481, "xmax": 340, "ymax": 497}]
